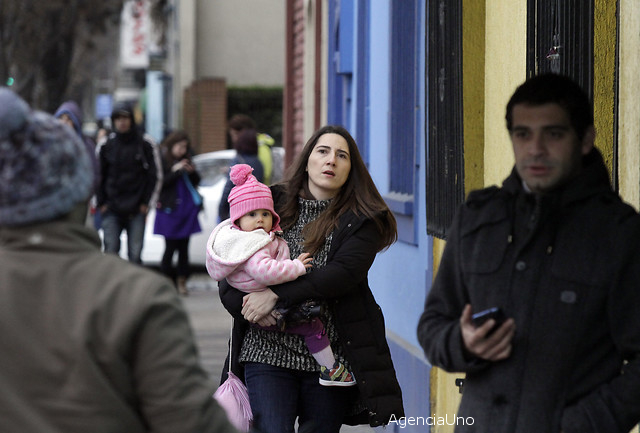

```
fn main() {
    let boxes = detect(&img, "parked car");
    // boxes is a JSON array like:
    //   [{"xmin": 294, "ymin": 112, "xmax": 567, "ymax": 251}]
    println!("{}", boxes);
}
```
[{"xmin": 101, "ymin": 148, "xmax": 285, "ymax": 269}]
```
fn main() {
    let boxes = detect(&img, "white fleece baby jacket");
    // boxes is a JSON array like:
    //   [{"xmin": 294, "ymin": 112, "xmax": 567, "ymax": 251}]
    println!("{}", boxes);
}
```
[{"xmin": 205, "ymin": 219, "xmax": 307, "ymax": 293}]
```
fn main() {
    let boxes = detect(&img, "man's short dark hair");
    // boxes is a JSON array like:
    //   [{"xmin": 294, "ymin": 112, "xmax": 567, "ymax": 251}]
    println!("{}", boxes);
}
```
[
  {"xmin": 228, "ymin": 114, "xmax": 257, "ymax": 132},
  {"xmin": 234, "ymin": 129, "xmax": 258, "ymax": 154},
  {"xmin": 505, "ymin": 73, "xmax": 594, "ymax": 140}
]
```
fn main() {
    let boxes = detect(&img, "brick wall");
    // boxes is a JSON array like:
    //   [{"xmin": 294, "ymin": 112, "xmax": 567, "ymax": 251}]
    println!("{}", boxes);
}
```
[
  {"xmin": 183, "ymin": 78, "xmax": 227, "ymax": 154},
  {"xmin": 291, "ymin": 0, "xmax": 306, "ymax": 157},
  {"xmin": 284, "ymin": 0, "xmax": 306, "ymax": 166}
]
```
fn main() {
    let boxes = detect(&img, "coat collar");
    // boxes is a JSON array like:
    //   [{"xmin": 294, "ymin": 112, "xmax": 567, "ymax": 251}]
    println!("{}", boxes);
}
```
[{"xmin": 0, "ymin": 220, "xmax": 101, "ymax": 253}]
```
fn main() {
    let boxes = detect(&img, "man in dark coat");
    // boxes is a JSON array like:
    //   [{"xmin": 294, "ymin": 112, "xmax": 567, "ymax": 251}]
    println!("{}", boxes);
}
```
[
  {"xmin": 97, "ymin": 102, "xmax": 158, "ymax": 264},
  {"xmin": 417, "ymin": 74, "xmax": 640, "ymax": 433}
]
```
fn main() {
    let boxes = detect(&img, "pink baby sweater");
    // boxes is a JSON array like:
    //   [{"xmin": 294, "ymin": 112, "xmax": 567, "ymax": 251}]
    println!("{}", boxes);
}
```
[{"xmin": 205, "ymin": 219, "xmax": 307, "ymax": 292}]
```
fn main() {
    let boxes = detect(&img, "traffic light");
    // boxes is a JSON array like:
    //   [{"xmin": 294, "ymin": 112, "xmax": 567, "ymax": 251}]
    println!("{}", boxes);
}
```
[{"xmin": 6, "ymin": 77, "xmax": 14, "ymax": 86}]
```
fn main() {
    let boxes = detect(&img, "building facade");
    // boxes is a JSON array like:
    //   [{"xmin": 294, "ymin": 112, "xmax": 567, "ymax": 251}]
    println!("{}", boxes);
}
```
[
  {"xmin": 285, "ymin": 1, "xmax": 640, "ymax": 432},
  {"xmin": 150, "ymin": 0, "xmax": 286, "ymax": 150}
]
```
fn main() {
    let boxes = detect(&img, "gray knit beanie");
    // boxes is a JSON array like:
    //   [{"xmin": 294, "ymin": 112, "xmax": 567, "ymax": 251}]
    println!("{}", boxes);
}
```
[{"xmin": 0, "ymin": 87, "xmax": 93, "ymax": 226}]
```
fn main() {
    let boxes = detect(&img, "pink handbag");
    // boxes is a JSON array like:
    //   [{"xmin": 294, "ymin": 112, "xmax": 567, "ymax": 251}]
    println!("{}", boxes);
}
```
[{"xmin": 213, "ymin": 319, "xmax": 253, "ymax": 432}]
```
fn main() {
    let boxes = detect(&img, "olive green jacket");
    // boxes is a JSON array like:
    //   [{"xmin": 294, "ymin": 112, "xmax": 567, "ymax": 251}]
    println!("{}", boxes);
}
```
[{"xmin": 0, "ymin": 221, "xmax": 236, "ymax": 433}]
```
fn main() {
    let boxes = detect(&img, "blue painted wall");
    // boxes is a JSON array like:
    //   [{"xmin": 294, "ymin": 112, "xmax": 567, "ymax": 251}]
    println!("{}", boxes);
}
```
[{"xmin": 327, "ymin": 1, "xmax": 432, "ymax": 430}]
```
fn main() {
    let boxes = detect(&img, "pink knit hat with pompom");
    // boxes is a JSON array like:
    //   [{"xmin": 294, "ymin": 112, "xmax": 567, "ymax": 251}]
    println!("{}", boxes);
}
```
[{"xmin": 228, "ymin": 164, "xmax": 281, "ymax": 231}]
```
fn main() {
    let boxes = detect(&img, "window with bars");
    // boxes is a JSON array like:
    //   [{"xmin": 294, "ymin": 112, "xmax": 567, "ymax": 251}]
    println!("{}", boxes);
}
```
[
  {"xmin": 426, "ymin": 0, "xmax": 464, "ymax": 240},
  {"xmin": 526, "ymin": 0, "xmax": 594, "ymax": 95},
  {"xmin": 526, "ymin": 0, "xmax": 607, "ymax": 184}
]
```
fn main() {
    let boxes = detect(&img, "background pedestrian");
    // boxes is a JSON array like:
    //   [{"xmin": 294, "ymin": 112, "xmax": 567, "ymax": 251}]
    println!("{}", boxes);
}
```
[
  {"xmin": 228, "ymin": 114, "xmax": 279, "ymax": 185},
  {"xmin": 154, "ymin": 130, "xmax": 202, "ymax": 296},
  {"xmin": 97, "ymin": 102, "xmax": 158, "ymax": 264},
  {"xmin": 219, "ymin": 128, "xmax": 264, "ymax": 221}
]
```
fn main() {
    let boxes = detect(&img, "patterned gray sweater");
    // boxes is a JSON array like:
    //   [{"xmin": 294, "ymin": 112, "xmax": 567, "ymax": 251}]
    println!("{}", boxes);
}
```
[{"xmin": 238, "ymin": 198, "xmax": 349, "ymax": 372}]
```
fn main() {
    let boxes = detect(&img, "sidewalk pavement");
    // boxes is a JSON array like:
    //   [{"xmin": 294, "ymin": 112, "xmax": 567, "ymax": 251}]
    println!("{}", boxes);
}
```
[{"xmin": 182, "ymin": 273, "xmax": 377, "ymax": 433}]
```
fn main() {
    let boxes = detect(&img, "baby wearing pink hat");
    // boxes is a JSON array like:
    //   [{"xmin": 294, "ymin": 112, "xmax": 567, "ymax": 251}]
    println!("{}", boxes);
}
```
[{"xmin": 206, "ymin": 164, "xmax": 355, "ymax": 386}]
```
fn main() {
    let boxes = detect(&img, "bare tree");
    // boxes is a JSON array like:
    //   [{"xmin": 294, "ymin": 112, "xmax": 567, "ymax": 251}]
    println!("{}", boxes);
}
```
[{"xmin": 0, "ymin": 0, "xmax": 167, "ymax": 113}]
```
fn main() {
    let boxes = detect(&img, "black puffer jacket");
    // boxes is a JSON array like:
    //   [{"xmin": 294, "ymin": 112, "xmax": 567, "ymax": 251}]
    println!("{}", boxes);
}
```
[
  {"xmin": 219, "ymin": 185, "xmax": 405, "ymax": 427},
  {"xmin": 97, "ymin": 107, "xmax": 157, "ymax": 216},
  {"xmin": 418, "ymin": 149, "xmax": 640, "ymax": 433}
]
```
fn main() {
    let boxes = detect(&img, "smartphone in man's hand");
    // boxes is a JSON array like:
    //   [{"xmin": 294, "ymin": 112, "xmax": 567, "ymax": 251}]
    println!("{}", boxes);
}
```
[{"xmin": 471, "ymin": 307, "xmax": 506, "ymax": 335}]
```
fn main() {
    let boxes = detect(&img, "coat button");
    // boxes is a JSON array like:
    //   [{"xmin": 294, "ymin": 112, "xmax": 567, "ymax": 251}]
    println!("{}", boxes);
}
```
[
  {"xmin": 560, "ymin": 290, "xmax": 577, "ymax": 304},
  {"xmin": 515, "ymin": 260, "xmax": 526, "ymax": 271}
]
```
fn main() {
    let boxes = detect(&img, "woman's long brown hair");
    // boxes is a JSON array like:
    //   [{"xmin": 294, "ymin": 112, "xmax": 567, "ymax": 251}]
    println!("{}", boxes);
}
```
[
  {"xmin": 161, "ymin": 130, "xmax": 192, "ymax": 164},
  {"xmin": 277, "ymin": 125, "xmax": 397, "ymax": 255}
]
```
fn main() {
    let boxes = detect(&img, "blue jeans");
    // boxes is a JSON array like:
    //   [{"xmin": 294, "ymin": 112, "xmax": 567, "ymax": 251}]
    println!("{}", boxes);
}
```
[
  {"xmin": 101, "ymin": 210, "xmax": 146, "ymax": 264},
  {"xmin": 244, "ymin": 362, "xmax": 356, "ymax": 433}
]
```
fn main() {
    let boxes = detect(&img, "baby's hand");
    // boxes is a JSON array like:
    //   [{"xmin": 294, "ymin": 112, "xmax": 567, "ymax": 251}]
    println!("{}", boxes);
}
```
[{"xmin": 296, "ymin": 252, "xmax": 313, "ymax": 269}]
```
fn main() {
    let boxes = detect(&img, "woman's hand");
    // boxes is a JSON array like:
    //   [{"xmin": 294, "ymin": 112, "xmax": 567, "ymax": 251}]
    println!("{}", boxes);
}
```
[
  {"xmin": 242, "ymin": 289, "xmax": 279, "ymax": 323},
  {"xmin": 256, "ymin": 315, "xmax": 277, "ymax": 327},
  {"xmin": 257, "ymin": 310, "xmax": 282, "ymax": 327},
  {"xmin": 171, "ymin": 159, "xmax": 194, "ymax": 173}
]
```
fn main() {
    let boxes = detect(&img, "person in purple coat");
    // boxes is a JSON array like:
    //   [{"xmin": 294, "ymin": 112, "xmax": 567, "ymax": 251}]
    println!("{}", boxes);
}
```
[{"xmin": 153, "ymin": 130, "xmax": 202, "ymax": 296}]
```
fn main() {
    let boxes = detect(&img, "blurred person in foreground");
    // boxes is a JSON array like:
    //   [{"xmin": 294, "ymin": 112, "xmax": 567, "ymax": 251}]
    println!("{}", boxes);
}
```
[
  {"xmin": 417, "ymin": 74, "xmax": 640, "ymax": 432},
  {"xmin": 97, "ymin": 102, "xmax": 158, "ymax": 264},
  {"xmin": 0, "ymin": 87, "xmax": 237, "ymax": 433}
]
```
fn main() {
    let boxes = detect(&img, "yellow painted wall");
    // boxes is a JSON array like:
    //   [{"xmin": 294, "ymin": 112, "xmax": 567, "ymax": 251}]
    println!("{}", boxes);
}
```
[
  {"xmin": 593, "ymin": 0, "xmax": 617, "ymax": 175},
  {"xmin": 618, "ymin": 1, "xmax": 640, "ymax": 427},
  {"xmin": 618, "ymin": 0, "xmax": 640, "ymax": 210},
  {"xmin": 483, "ymin": 1, "xmax": 528, "ymax": 189},
  {"xmin": 462, "ymin": 1, "xmax": 485, "ymax": 196}
]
